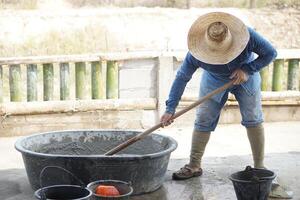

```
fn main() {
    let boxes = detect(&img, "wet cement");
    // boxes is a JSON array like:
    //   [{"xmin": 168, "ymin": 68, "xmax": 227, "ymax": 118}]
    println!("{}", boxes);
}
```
[{"xmin": 35, "ymin": 137, "xmax": 168, "ymax": 155}]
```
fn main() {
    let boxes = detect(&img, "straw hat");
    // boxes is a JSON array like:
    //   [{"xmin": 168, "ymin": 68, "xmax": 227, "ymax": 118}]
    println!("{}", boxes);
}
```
[{"xmin": 188, "ymin": 12, "xmax": 250, "ymax": 65}]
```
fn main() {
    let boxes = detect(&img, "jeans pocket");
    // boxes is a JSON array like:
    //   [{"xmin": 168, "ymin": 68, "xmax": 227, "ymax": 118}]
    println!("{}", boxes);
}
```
[{"xmin": 241, "ymin": 72, "xmax": 261, "ymax": 96}]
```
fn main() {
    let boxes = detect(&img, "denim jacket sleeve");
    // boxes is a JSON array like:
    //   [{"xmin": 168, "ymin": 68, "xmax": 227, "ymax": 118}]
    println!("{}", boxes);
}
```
[
  {"xmin": 165, "ymin": 52, "xmax": 199, "ymax": 114},
  {"xmin": 241, "ymin": 28, "xmax": 277, "ymax": 75}
]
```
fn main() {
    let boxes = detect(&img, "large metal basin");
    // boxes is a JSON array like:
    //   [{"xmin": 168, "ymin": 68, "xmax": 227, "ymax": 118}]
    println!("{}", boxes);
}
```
[{"xmin": 15, "ymin": 130, "xmax": 177, "ymax": 195}]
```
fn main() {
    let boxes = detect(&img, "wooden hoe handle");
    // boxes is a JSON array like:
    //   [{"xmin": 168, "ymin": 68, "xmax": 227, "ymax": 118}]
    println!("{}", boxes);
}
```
[{"xmin": 104, "ymin": 80, "xmax": 235, "ymax": 156}]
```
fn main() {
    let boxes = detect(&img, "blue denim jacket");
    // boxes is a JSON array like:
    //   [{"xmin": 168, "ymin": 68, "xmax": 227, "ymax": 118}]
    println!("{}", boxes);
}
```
[{"xmin": 165, "ymin": 27, "xmax": 277, "ymax": 114}]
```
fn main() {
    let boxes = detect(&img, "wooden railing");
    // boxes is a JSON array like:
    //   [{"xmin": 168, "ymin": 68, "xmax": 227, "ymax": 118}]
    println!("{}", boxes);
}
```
[
  {"xmin": 1, "ymin": 61, "xmax": 118, "ymax": 102},
  {"xmin": 0, "ymin": 52, "xmax": 159, "ymax": 103},
  {"xmin": 260, "ymin": 49, "xmax": 300, "ymax": 91},
  {"xmin": 0, "ymin": 50, "xmax": 299, "ymax": 105},
  {"xmin": 0, "ymin": 50, "xmax": 300, "ymax": 136}
]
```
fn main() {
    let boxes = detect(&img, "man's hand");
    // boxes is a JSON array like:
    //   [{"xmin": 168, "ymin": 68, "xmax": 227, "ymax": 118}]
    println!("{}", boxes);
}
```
[
  {"xmin": 230, "ymin": 68, "xmax": 249, "ymax": 85},
  {"xmin": 160, "ymin": 112, "xmax": 174, "ymax": 127}
]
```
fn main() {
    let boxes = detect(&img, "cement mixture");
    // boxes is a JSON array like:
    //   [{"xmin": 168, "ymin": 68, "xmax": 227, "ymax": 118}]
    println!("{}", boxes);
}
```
[{"xmin": 35, "ymin": 137, "xmax": 168, "ymax": 155}]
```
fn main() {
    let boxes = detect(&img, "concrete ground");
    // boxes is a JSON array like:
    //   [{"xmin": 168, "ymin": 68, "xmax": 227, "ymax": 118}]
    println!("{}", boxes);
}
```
[{"xmin": 0, "ymin": 122, "xmax": 300, "ymax": 200}]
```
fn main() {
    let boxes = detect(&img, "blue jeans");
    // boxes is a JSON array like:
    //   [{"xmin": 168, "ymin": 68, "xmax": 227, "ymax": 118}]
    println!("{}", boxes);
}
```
[{"xmin": 194, "ymin": 75, "xmax": 264, "ymax": 132}]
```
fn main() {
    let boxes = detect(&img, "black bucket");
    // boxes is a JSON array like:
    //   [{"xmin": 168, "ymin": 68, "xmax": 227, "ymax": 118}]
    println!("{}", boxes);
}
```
[
  {"xmin": 35, "ymin": 185, "xmax": 92, "ymax": 200},
  {"xmin": 87, "ymin": 180, "xmax": 133, "ymax": 200},
  {"xmin": 35, "ymin": 166, "xmax": 92, "ymax": 200},
  {"xmin": 229, "ymin": 166, "xmax": 276, "ymax": 200}
]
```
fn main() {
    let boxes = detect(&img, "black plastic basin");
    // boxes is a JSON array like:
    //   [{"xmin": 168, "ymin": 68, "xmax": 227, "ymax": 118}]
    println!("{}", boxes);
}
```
[{"xmin": 15, "ymin": 130, "xmax": 177, "ymax": 195}]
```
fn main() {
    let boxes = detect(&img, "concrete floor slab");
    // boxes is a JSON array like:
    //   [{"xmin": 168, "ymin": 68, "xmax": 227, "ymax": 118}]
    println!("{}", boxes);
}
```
[
  {"xmin": 0, "ymin": 122, "xmax": 299, "ymax": 199},
  {"xmin": 0, "ymin": 153, "xmax": 299, "ymax": 200},
  {"xmin": 133, "ymin": 153, "xmax": 300, "ymax": 200}
]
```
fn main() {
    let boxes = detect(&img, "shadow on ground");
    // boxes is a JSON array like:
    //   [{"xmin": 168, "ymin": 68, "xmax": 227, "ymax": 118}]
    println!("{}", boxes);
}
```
[{"xmin": 1, "ymin": 152, "xmax": 299, "ymax": 200}]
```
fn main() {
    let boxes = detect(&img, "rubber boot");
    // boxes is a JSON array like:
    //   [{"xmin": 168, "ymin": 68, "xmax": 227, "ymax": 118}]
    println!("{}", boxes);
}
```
[
  {"xmin": 247, "ymin": 124, "xmax": 293, "ymax": 199},
  {"xmin": 172, "ymin": 130, "xmax": 210, "ymax": 180},
  {"xmin": 246, "ymin": 124, "xmax": 265, "ymax": 168},
  {"xmin": 189, "ymin": 130, "xmax": 211, "ymax": 169}
]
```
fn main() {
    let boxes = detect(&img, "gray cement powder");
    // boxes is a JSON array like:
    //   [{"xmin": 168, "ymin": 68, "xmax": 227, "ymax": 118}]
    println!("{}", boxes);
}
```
[{"xmin": 36, "ymin": 137, "xmax": 168, "ymax": 155}]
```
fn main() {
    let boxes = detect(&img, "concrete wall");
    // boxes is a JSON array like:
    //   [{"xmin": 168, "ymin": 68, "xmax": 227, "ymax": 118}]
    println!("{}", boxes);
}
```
[
  {"xmin": 174, "ymin": 104, "xmax": 300, "ymax": 128},
  {"xmin": 117, "ymin": 57, "xmax": 202, "ymax": 100},
  {"xmin": 118, "ymin": 57, "xmax": 203, "ymax": 100},
  {"xmin": 1, "ymin": 56, "xmax": 300, "ymax": 136},
  {"xmin": 119, "ymin": 58, "xmax": 157, "ymax": 98},
  {"xmin": 0, "ymin": 109, "xmax": 157, "ymax": 137},
  {"xmin": 2, "ymin": 104, "xmax": 300, "ymax": 136}
]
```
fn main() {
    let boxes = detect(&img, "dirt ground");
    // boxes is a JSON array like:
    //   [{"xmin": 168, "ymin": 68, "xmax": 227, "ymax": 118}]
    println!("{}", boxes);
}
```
[{"xmin": 0, "ymin": 7, "xmax": 299, "ymax": 57}]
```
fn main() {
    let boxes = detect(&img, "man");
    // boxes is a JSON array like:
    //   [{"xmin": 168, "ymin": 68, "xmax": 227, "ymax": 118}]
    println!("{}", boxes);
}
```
[{"xmin": 160, "ymin": 12, "xmax": 292, "ymax": 198}]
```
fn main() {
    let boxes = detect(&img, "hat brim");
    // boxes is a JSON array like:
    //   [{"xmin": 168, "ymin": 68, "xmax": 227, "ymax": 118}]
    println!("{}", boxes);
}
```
[{"xmin": 188, "ymin": 12, "xmax": 250, "ymax": 65}]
